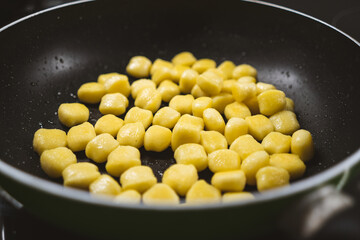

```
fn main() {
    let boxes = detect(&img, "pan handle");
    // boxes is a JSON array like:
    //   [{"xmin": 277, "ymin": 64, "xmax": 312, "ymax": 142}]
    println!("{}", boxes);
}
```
[
  {"xmin": 0, "ymin": 186, "xmax": 23, "ymax": 210},
  {"xmin": 279, "ymin": 169, "xmax": 356, "ymax": 239}
]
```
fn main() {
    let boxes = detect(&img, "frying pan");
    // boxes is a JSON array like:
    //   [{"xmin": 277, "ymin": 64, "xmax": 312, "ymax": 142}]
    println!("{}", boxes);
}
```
[{"xmin": 0, "ymin": 0, "xmax": 359, "ymax": 238}]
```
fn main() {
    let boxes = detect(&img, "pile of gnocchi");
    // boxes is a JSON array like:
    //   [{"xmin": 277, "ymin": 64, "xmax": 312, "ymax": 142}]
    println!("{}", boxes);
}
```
[{"xmin": 32, "ymin": 52, "xmax": 314, "ymax": 205}]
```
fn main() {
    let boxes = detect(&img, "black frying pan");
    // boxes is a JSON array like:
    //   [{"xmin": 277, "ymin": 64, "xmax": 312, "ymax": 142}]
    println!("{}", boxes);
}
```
[{"xmin": 0, "ymin": 0, "xmax": 359, "ymax": 238}]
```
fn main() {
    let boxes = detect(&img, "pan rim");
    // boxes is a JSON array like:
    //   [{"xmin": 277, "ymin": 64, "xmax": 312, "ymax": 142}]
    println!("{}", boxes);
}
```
[{"xmin": 0, "ymin": 0, "xmax": 359, "ymax": 211}]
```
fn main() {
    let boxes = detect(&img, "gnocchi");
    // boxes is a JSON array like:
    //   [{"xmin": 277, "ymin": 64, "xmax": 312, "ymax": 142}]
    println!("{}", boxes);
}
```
[{"xmin": 33, "ymin": 51, "xmax": 315, "ymax": 206}]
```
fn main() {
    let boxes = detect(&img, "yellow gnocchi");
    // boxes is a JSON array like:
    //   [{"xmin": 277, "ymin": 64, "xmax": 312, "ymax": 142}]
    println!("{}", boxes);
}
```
[
  {"xmin": 62, "ymin": 162, "xmax": 101, "ymax": 189},
  {"xmin": 162, "ymin": 164, "xmax": 198, "ymax": 196},
  {"xmin": 85, "ymin": 133, "xmax": 119, "ymax": 163},
  {"xmin": 117, "ymin": 122, "xmax": 145, "ymax": 149},
  {"xmin": 58, "ymin": 103, "xmax": 89, "ymax": 127},
  {"xmin": 34, "ymin": 52, "xmax": 316, "ymax": 206},
  {"xmin": 142, "ymin": 183, "xmax": 180, "ymax": 205},
  {"xmin": 134, "ymin": 88, "xmax": 162, "ymax": 113},
  {"xmin": 67, "ymin": 122, "xmax": 96, "ymax": 152},
  {"xmin": 152, "ymin": 107, "xmax": 181, "ymax": 129},
  {"xmin": 124, "ymin": 106, "xmax": 153, "ymax": 129},
  {"xmin": 144, "ymin": 125, "xmax": 172, "ymax": 152},
  {"xmin": 89, "ymin": 174, "xmax": 122, "ymax": 197},
  {"xmin": 99, "ymin": 93, "xmax": 129, "ymax": 116},
  {"xmin": 120, "ymin": 166, "xmax": 157, "ymax": 193},
  {"xmin": 77, "ymin": 82, "xmax": 106, "ymax": 104},
  {"xmin": 126, "ymin": 56, "xmax": 152, "ymax": 78},
  {"xmin": 94, "ymin": 114, "xmax": 124, "ymax": 137},
  {"xmin": 106, "ymin": 145, "xmax": 141, "ymax": 177},
  {"xmin": 174, "ymin": 143, "xmax": 208, "ymax": 171},
  {"xmin": 40, "ymin": 147, "xmax": 77, "ymax": 178},
  {"xmin": 33, "ymin": 128, "xmax": 67, "ymax": 155}
]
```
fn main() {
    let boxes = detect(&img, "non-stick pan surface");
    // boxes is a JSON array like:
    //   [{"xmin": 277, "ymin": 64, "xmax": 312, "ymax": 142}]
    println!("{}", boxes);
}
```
[{"xmin": 0, "ymin": 0, "xmax": 359, "ymax": 238}]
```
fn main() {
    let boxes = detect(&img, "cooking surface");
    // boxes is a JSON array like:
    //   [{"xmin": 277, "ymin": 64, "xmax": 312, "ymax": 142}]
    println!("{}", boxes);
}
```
[{"xmin": 0, "ymin": 0, "xmax": 359, "ymax": 239}]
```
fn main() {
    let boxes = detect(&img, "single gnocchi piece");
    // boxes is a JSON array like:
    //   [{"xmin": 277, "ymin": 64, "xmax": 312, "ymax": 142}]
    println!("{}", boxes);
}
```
[
  {"xmin": 222, "ymin": 192, "xmax": 254, "ymax": 202},
  {"xmin": 256, "ymin": 82, "xmax": 276, "ymax": 95},
  {"xmin": 269, "ymin": 153, "xmax": 306, "ymax": 180},
  {"xmin": 151, "ymin": 67, "xmax": 173, "ymax": 86},
  {"xmin": 130, "ymin": 79, "xmax": 156, "ymax": 99},
  {"xmin": 256, "ymin": 166, "xmax": 290, "ymax": 192},
  {"xmin": 171, "ymin": 121, "xmax": 201, "ymax": 151},
  {"xmin": 106, "ymin": 145, "xmax": 141, "ymax": 177},
  {"xmin": 224, "ymin": 102, "xmax": 251, "ymax": 120},
  {"xmin": 134, "ymin": 88, "xmax": 162, "ymax": 113},
  {"xmin": 97, "ymin": 72, "xmax": 120, "ymax": 84},
  {"xmin": 232, "ymin": 82, "xmax": 257, "ymax": 103},
  {"xmin": 291, "ymin": 129, "xmax": 314, "ymax": 162},
  {"xmin": 211, "ymin": 93, "xmax": 234, "ymax": 114},
  {"xmin": 114, "ymin": 190, "xmax": 141, "ymax": 204},
  {"xmin": 211, "ymin": 170, "xmax": 246, "ymax": 192},
  {"xmin": 116, "ymin": 122, "xmax": 145, "ymax": 149},
  {"xmin": 192, "ymin": 97, "xmax": 213, "ymax": 118},
  {"xmin": 85, "ymin": 133, "xmax": 120, "ymax": 163},
  {"xmin": 120, "ymin": 166, "xmax": 157, "ymax": 193},
  {"xmin": 179, "ymin": 69, "xmax": 199, "ymax": 94},
  {"xmin": 99, "ymin": 93, "xmax": 129, "ymax": 116},
  {"xmin": 224, "ymin": 117, "xmax": 248, "ymax": 145},
  {"xmin": 229, "ymin": 134, "xmax": 264, "ymax": 160},
  {"xmin": 232, "ymin": 64, "xmax": 257, "ymax": 79},
  {"xmin": 144, "ymin": 125, "xmax": 172, "ymax": 152},
  {"xmin": 142, "ymin": 183, "xmax": 180, "ymax": 206},
  {"xmin": 77, "ymin": 82, "xmax": 106, "ymax": 104},
  {"xmin": 196, "ymin": 69, "xmax": 223, "ymax": 96},
  {"xmin": 152, "ymin": 107, "xmax": 181, "ymax": 129},
  {"xmin": 238, "ymin": 76, "xmax": 256, "ymax": 84},
  {"xmin": 257, "ymin": 89, "xmax": 286, "ymax": 116},
  {"xmin": 62, "ymin": 162, "xmax": 101, "ymax": 189},
  {"xmin": 192, "ymin": 58, "xmax": 216, "ymax": 74},
  {"xmin": 200, "ymin": 131, "xmax": 228, "ymax": 154},
  {"xmin": 285, "ymin": 97, "xmax": 295, "ymax": 112},
  {"xmin": 150, "ymin": 58, "xmax": 173, "ymax": 76},
  {"xmin": 241, "ymin": 150, "xmax": 270, "ymax": 185},
  {"xmin": 33, "ymin": 128, "xmax": 67, "ymax": 155},
  {"xmin": 58, "ymin": 103, "xmax": 89, "ymax": 127},
  {"xmin": 89, "ymin": 174, "xmax": 122, "ymax": 197},
  {"xmin": 94, "ymin": 114, "xmax": 124, "ymax": 137},
  {"xmin": 176, "ymin": 114, "xmax": 204, "ymax": 130},
  {"xmin": 217, "ymin": 60, "xmax": 235, "ymax": 80},
  {"xmin": 102, "ymin": 73, "xmax": 131, "ymax": 97},
  {"xmin": 174, "ymin": 143, "xmax": 208, "ymax": 171},
  {"xmin": 169, "ymin": 94, "xmax": 194, "ymax": 115},
  {"xmin": 262, "ymin": 132, "xmax": 292, "ymax": 154},
  {"xmin": 270, "ymin": 110, "xmax": 300, "ymax": 135},
  {"xmin": 124, "ymin": 106, "xmax": 153, "ymax": 129},
  {"xmin": 203, "ymin": 108, "xmax": 225, "ymax": 134},
  {"xmin": 162, "ymin": 164, "xmax": 198, "ymax": 196},
  {"xmin": 157, "ymin": 80, "xmax": 181, "ymax": 102},
  {"xmin": 208, "ymin": 149, "xmax": 241, "ymax": 173},
  {"xmin": 185, "ymin": 180, "xmax": 221, "ymax": 204},
  {"xmin": 67, "ymin": 122, "xmax": 96, "ymax": 152},
  {"xmin": 126, "ymin": 56, "xmax": 152, "ymax": 78},
  {"xmin": 171, "ymin": 51, "xmax": 197, "ymax": 66},
  {"xmin": 245, "ymin": 114, "xmax": 274, "ymax": 141},
  {"xmin": 40, "ymin": 147, "xmax": 77, "ymax": 178}
]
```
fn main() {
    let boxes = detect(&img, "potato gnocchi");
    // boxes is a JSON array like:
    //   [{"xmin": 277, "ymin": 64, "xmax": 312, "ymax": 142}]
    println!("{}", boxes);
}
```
[{"xmin": 33, "ymin": 51, "xmax": 315, "ymax": 205}]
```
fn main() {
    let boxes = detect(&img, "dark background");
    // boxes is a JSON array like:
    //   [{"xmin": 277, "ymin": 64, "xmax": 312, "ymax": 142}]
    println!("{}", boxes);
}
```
[{"xmin": 0, "ymin": 0, "xmax": 359, "ymax": 240}]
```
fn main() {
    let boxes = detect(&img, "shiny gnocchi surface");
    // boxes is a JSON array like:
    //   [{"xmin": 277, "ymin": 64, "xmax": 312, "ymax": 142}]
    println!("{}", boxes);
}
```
[{"xmin": 32, "ymin": 52, "xmax": 314, "ymax": 205}]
